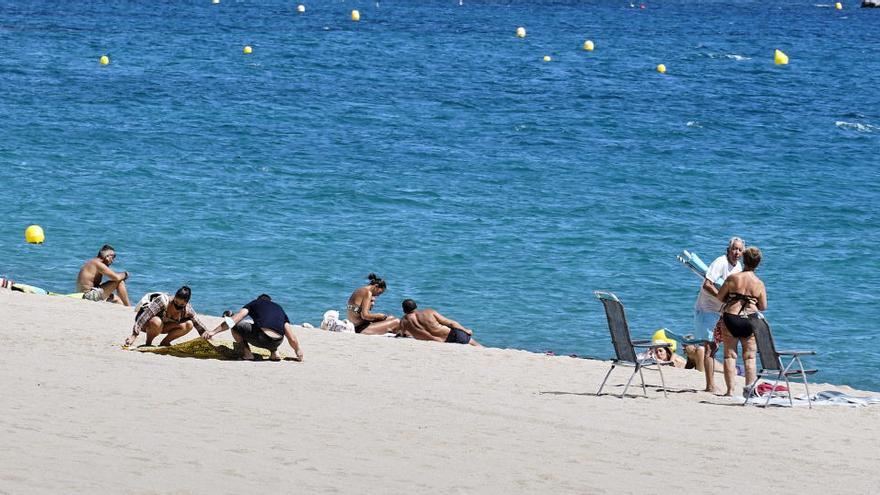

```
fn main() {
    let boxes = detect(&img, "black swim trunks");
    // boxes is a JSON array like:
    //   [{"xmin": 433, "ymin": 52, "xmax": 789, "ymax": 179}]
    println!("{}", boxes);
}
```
[
  {"xmin": 445, "ymin": 327, "xmax": 471, "ymax": 344},
  {"xmin": 354, "ymin": 320, "xmax": 370, "ymax": 334},
  {"xmin": 233, "ymin": 321, "xmax": 284, "ymax": 351},
  {"xmin": 722, "ymin": 312, "xmax": 764, "ymax": 339}
]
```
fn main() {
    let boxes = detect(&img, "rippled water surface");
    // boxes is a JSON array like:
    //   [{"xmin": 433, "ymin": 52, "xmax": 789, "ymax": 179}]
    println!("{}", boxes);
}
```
[{"xmin": 1, "ymin": 0, "xmax": 878, "ymax": 389}]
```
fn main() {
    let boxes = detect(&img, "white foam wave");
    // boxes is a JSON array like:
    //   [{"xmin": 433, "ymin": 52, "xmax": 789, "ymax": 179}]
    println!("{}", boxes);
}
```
[
  {"xmin": 726, "ymin": 54, "xmax": 750, "ymax": 61},
  {"xmin": 686, "ymin": 121, "xmax": 702, "ymax": 128},
  {"xmin": 835, "ymin": 121, "xmax": 878, "ymax": 133}
]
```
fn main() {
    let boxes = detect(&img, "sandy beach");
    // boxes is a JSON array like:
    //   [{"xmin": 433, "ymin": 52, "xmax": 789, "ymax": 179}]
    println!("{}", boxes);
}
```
[{"xmin": 1, "ymin": 289, "xmax": 878, "ymax": 494}]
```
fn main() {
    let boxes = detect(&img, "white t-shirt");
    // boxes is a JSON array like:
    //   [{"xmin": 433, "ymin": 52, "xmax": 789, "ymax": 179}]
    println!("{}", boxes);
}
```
[{"xmin": 694, "ymin": 255, "xmax": 742, "ymax": 313}]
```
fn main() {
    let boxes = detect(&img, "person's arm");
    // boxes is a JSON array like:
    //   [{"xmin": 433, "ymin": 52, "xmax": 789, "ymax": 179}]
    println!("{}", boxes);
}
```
[
  {"xmin": 716, "ymin": 277, "xmax": 731, "ymax": 303},
  {"xmin": 96, "ymin": 261, "xmax": 128, "ymax": 283},
  {"xmin": 283, "ymin": 323, "xmax": 304, "ymax": 361},
  {"xmin": 757, "ymin": 282, "xmax": 767, "ymax": 311},
  {"xmin": 188, "ymin": 307, "xmax": 210, "ymax": 336},
  {"xmin": 357, "ymin": 291, "xmax": 386, "ymax": 322},
  {"xmin": 204, "ymin": 308, "xmax": 248, "ymax": 340},
  {"xmin": 434, "ymin": 312, "xmax": 471, "ymax": 335},
  {"xmin": 124, "ymin": 295, "xmax": 166, "ymax": 346},
  {"xmin": 701, "ymin": 278, "xmax": 719, "ymax": 297}
]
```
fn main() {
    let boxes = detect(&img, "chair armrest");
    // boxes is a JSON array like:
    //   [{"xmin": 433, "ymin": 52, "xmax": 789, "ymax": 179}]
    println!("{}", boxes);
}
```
[
  {"xmin": 777, "ymin": 350, "xmax": 816, "ymax": 356},
  {"xmin": 633, "ymin": 342, "xmax": 671, "ymax": 349},
  {"xmin": 632, "ymin": 339, "xmax": 650, "ymax": 345}
]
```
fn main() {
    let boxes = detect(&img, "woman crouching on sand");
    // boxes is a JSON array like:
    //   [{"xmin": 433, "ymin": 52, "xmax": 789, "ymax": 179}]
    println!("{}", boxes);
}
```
[
  {"xmin": 716, "ymin": 246, "xmax": 767, "ymax": 396},
  {"xmin": 347, "ymin": 273, "xmax": 401, "ymax": 335},
  {"xmin": 124, "ymin": 286, "xmax": 209, "ymax": 347}
]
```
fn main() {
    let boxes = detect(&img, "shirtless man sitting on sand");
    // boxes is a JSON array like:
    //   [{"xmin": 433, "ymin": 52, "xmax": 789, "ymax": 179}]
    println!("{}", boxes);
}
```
[
  {"xmin": 399, "ymin": 299, "xmax": 481, "ymax": 347},
  {"xmin": 75, "ymin": 244, "xmax": 131, "ymax": 306}
]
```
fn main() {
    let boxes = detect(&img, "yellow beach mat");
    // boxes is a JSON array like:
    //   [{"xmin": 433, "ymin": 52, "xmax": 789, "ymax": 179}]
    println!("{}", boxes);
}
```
[{"xmin": 132, "ymin": 338, "xmax": 293, "ymax": 361}]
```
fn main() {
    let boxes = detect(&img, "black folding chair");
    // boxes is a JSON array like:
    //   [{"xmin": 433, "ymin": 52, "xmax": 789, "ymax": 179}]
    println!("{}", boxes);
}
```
[
  {"xmin": 746, "ymin": 318, "xmax": 818, "ymax": 408},
  {"xmin": 594, "ymin": 291, "xmax": 671, "ymax": 398}
]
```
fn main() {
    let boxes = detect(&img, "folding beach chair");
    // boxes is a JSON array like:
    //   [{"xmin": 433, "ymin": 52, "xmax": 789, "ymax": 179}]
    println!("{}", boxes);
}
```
[
  {"xmin": 594, "ymin": 291, "xmax": 671, "ymax": 398},
  {"xmin": 745, "ymin": 319, "xmax": 818, "ymax": 408}
]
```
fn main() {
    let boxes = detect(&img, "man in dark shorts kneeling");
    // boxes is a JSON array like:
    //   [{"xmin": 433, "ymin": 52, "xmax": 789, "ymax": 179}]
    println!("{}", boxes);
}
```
[
  {"xmin": 203, "ymin": 294, "xmax": 304, "ymax": 361},
  {"xmin": 399, "ymin": 299, "xmax": 482, "ymax": 347}
]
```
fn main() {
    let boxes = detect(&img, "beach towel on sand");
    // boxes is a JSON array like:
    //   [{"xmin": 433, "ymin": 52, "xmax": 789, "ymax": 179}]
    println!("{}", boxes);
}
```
[
  {"xmin": 132, "ymin": 338, "xmax": 292, "ymax": 360},
  {"xmin": 734, "ymin": 390, "xmax": 880, "ymax": 408}
]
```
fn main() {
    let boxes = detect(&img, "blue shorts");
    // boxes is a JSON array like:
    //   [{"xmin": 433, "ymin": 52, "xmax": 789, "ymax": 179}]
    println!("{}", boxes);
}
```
[{"xmin": 693, "ymin": 310, "xmax": 720, "ymax": 343}]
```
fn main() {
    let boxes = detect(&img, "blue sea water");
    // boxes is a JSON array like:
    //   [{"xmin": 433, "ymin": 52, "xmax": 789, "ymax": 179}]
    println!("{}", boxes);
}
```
[{"xmin": 1, "ymin": 0, "xmax": 878, "ymax": 390}]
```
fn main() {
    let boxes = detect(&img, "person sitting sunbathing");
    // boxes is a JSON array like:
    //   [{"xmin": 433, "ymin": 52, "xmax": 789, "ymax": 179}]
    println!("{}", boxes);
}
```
[
  {"xmin": 346, "ymin": 273, "xmax": 401, "ymax": 335},
  {"xmin": 124, "ymin": 286, "xmax": 209, "ymax": 347},
  {"xmin": 203, "ymin": 294, "xmax": 303, "ymax": 362},
  {"xmin": 76, "ymin": 244, "xmax": 131, "ymax": 305},
  {"xmin": 399, "ymin": 299, "xmax": 482, "ymax": 347}
]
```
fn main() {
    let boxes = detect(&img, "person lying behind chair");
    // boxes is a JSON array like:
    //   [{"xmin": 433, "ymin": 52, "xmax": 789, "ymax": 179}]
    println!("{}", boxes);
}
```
[
  {"xmin": 399, "ymin": 299, "xmax": 482, "ymax": 347},
  {"xmin": 203, "ymin": 294, "xmax": 303, "ymax": 362},
  {"xmin": 638, "ymin": 344, "xmax": 687, "ymax": 368},
  {"xmin": 124, "ymin": 286, "xmax": 208, "ymax": 347}
]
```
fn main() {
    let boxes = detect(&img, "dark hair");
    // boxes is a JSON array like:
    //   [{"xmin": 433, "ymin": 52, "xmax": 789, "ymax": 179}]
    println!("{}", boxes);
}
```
[
  {"xmin": 174, "ymin": 286, "xmax": 192, "ymax": 302},
  {"xmin": 743, "ymin": 246, "xmax": 762, "ymax": 271},
  {"xmin": 402, "ymin": 299, "xmax": 417, "ymax": 314},
  {"xmin": 98, "ymin": 244, "xmax": 115, "ymax": 256},
  {"xmin": 367, "ymin": 273, "xmax": 387, "ymax": 290},
  {"xmin": 257, "ymin": 293, "xmax": 272, "ymax": 301}
]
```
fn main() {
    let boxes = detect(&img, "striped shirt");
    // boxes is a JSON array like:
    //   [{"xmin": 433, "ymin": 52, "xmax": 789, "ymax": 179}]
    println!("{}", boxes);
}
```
[{"xmin": 131, "ymin": 293, "xmax": 209, "ymax": 336}]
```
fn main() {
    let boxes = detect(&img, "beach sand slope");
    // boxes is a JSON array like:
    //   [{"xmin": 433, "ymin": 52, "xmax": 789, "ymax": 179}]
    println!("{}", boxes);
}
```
[{"xmin": 1, "ymin": 290, "xmax": 878, "ymax": 494}]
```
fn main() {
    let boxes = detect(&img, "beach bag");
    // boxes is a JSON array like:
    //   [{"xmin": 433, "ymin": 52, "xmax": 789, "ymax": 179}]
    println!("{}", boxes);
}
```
[{"xmin": 321, "ymin": 310, "xmax": 355, "ymax": 333}]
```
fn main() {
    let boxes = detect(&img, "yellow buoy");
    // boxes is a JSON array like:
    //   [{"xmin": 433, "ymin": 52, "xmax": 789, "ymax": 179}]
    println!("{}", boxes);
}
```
[
  {"xmin": 243, "ymin": 45, "xmax": 252, "ymax": 54},
  {"xmin": 25, "ymin": 225, "xmax": 45, "ymax": 244},
  {"xmin": 297, "ymin": 4, "xmax": 305, "ymax": 13},
  {"xmin": 99, "ymin": 55, "xmax": 110, "ymax": 65},
  {"xmin": 835, "ymin": 2, "xmax": 842, "ymax": 9},
  {"xmin": 516, "ymin": 26, "xmax": 526, "ymax": 38},
  {"xmin": 583, "ymin": 40, "xmax": 595, "ymax": 51},
  {"xmin": 656, "ymin": 63, "xmax": 666, "ymax": 73},
  {"xmin": 543, "ymin": 55, "xmax": 551, "ymax": 62},
  {"xmin": 774, "ymin": 49, "xmax": 789, "ymax": 65},
  {"xmin": 351, "ymin": 9, "xmax": 360, "ymax": 21}
]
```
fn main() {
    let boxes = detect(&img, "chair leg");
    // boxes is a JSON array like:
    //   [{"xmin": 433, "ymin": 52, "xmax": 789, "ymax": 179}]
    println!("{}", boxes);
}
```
[
  {"xmin": 656, "ymin": 364, "xmax": 668, "ymax": 398},
  {"xmin": 743, "ymin": 375, "xmax": 760, "ymax": 407},
  {"xmin": 637, "ymin": 366, "xmax": 648, "ymax": 397},
  {"xmin": 764, "ymin": 372, "xmax": 783, "ymax": 408},
  {"xmin": 597, "ymin": 364, "xmax": 615, "ymax": 396},
  {"xmin": 621, "ymin": 366, "xmax": 639, "ymax": 398},
  {"xmin": 796, "ymin": 357, "xmax": 813, "ymax": 409}
]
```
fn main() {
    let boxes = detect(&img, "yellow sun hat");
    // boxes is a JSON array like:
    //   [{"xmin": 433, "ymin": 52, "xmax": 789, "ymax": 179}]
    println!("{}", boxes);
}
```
[{"xmin": 651, "ymin": 328, "xmax": 676, "ymax": 353}]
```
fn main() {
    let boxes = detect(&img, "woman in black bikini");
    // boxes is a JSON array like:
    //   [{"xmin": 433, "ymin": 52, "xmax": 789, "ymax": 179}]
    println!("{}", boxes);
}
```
[
  {"xmin": 716, "ymin": 247, "xmax": 767, "ymax": 397},
  {"xmin": 346, "ymin": 273, "xmax": 401, "ymax": 335}
]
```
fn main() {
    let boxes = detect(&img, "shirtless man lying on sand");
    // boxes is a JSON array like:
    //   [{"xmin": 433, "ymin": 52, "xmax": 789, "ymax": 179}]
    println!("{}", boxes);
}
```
[
  {"xmin": 75, "ymin": 244, "xmax": 131, "ymax": 306},
  {"xmin": 399, "ymin": 299, "xmax": 481, "ymax": 347}
]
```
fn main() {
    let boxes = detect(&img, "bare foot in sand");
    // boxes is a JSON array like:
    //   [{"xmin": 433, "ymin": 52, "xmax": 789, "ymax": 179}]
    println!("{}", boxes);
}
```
[{"xmin": 241, "ymin": 348, "xmax": 255, "ymax": 360}]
